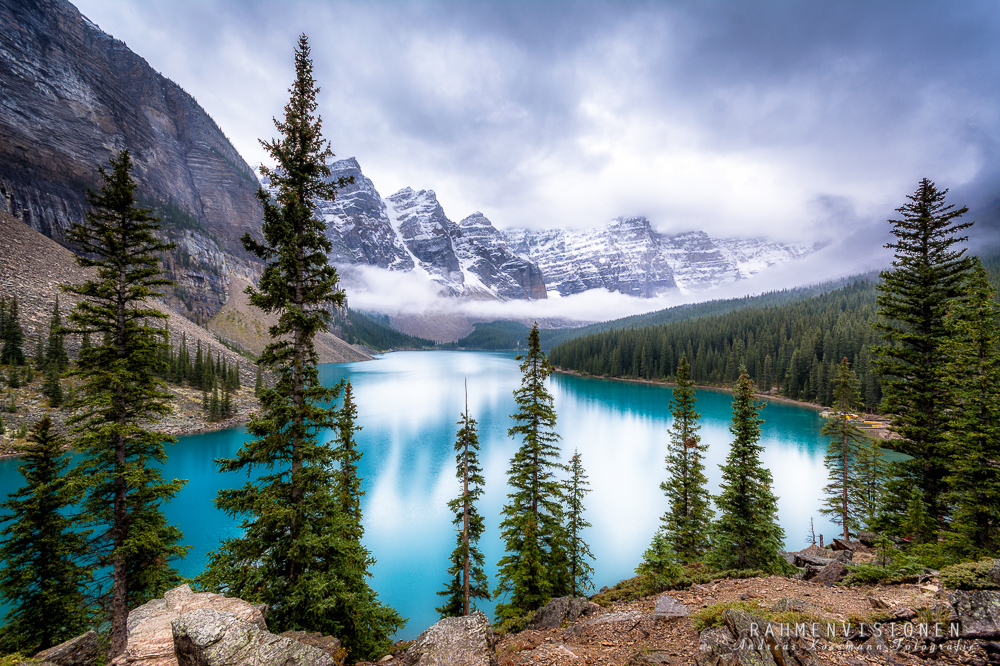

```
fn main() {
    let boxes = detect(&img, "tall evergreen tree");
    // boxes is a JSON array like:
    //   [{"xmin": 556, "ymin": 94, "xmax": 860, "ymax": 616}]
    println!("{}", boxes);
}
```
[
  {"xmin": 941, "ymin": 260, "xmax": 1000, "ymax": 557},
  {"xmin": 873, "ymin": 178, "xmax": 974, "ymax": 535},
  {"xmin": 62, "ymin": 149, "xmax": 187, "ymax": 657},
  {"xmin": 1, "ymin": 296, "xmax": 25, "ymax": 366},
  {"xmin": 43, "ymin": 361, "xmax": 64, "ymax": 408},
  {"xmin": 819, "ymin": 358, "xmax": 870, "ymax": 540},
  {"xmin": 852, "ymin": 437, "xmax": 889, "ymax": 532},
  {"xmin": 198, "ymin": 35, "xmax": 401, "ymax": 661},
  {"xmin": 437, "ymin": 385, "xmax": 490, "ymax": 617},
  {"xmin": 660, "ymin": 355, "xmax": 713, "ymax": 563},
  {"xmin": 0, "ymin": 418, "xmax": 92, "ymax": 654},
  {"xmin": 332, "ymin": 379, "xmax": 363, "ymax": 542},
  {"xmin": 707, "ymin": 368, "xmax": 788, "ymax": 572},
  {"xmin": 495, "ymin": 323, "xmax": 568, "ymax": 621},
  {"xmin": 45, "ymin": 296, "xmax": 69, "ymax": 373},
  {"xmin": 564, "ymin": 449, "xmax": 594, "ymax": 597}
]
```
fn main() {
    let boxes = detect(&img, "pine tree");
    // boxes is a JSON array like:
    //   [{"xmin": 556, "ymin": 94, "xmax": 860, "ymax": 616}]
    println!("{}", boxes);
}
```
[
  {"xmin": 62, "ymin": 149, "xmax": 188, "ymax": 657},
  {"xmin": 873, "ymin": 178, "xmax": 974, "ymax": 535},
  {"xmin": 332, "ymin": 379, "xmax": 363, "ymax": 542},
  {"xmin": 495, "ymin": 322, "xmax": 568, "ymax": 621},
  {"xmin": 0, "ymin": 418, "xmax": 92, "ymax": 654},
  {"xmin": 1, "ymin": 296, "xmax": 26, "ymax": 366},
  {"xmin": 198, "ymin": 35, "xmax": 401, "ymax": 661},
  {"xmin": 43, "ymin": 362, "xmax": 63, "ymax": 408},
  {"xmin": 437, "ymin": 385, "xmax": 490, "ymax": 617},
  {"xmin": 564, "ymin": 449, "xmax": 594, "ymax": 597},
  {"xmin": 708, "ymin": 368, "xmax": 789, "ymax": 572},
  {"xmin": 852, "ymin": 437, "xmax": 888, "ymax": 532},
  {"xmin": 660, "ymin": 355, "xmax": 713, "ymax": 563},
  {"xmin": 819, "ymin": 358, "xmax": 870, "ymax": 540},
  {"xmin": 941, "ymin": 260, "xmax": 1000, "ymax": 557},
  {"xmin": 45, "ymin": 296, "xmax": 69, "ymax": 373}
]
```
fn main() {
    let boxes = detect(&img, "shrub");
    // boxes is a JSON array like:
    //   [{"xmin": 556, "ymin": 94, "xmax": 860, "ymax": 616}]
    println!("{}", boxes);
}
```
[{"xmin": 939, "ymin": 560, "xmax": 1000, "ymax": 590}]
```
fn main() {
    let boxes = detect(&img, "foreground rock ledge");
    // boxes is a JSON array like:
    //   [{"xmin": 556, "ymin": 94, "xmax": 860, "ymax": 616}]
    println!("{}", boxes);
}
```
[
  {"xmin": 110, "ymin": 584, "xmax": 267, "ymax": 666},
  {"xmin": 172, "ymin": 608, "xmax": 334, "ymax": 666},
  {"xmin": 401, "ymin": 611, "xmax": 497, "ymax": 666}
]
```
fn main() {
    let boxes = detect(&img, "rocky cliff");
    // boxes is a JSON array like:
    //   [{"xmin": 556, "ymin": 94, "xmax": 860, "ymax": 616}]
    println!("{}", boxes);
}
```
[{"xmin": 0, "ymin": 0, "xmax": 263, "ymax": 322}]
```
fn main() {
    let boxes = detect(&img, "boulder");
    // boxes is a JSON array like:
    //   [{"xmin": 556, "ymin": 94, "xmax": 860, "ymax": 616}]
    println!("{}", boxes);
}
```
[
  {"xmin": 653, "ymin": 594, "xmax": 689, "ymax": 620},
  {"xmin": 172, "ymin": 608, "xmax": 334, "ymax": 666},
  {"xmin": 111, "ymin": 584, "xmax": 267, "ymax": 666},
  {"xmin": 829, "ymin": 549, "xmax": 854, "ymax": 563},
  {"xmin": 950, "ymin": 590, "xmax": 1000, "ymax": 634},
  {"xmin": 279, "ymin": 632, "xmax": 344, "ymax": 666},
  {"xmin": 694, "ymin": 609, "xmax": 823, "ymax": 666},
  {"xmin": 32, "ymin": 631, "xmax": 99, "ymax": 666},
  {"xmin": 857, "ymin": 532, "xmax": 877, "ymax": 547},
  {"xmin": 528, "ymin": 596, "xmax": 602, "ymax": 630},
  {"xmin": 402, "ymin": 611, "xmax": 497, "ymax": 666},
  {"xmin": 793, "ymin": 554, "xmax": 834, "ymax": 568},
  {"xmin": 811, "ymin": 561, "xmax": 848, "ymax": 587}
]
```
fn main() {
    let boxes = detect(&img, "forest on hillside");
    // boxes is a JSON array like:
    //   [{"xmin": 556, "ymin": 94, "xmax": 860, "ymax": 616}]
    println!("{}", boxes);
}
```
[{"xmin": 549, "ymin": 252, "xmax": 1000, "ymax": 411}]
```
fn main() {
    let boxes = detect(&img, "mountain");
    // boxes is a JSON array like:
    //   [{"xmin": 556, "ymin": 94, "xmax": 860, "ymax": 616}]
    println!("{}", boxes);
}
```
[
  {"xmin": 0, "ymin": 0, "xmax": 263, "ymax": 323},
  {"xmin": 502, "ymin": 218, "xmax": 816, "ymax": 297},
  {"xmin": 318, "ymin": 158, "xmax": 546, "ymax": 300},
  {"xmin": 316, "ymin": 159, "xmax": 815, "ymax": 302}
]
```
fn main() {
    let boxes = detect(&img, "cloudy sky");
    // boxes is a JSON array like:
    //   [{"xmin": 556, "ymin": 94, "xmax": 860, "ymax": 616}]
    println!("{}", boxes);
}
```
[{"xmin": 70, "ymin": 0, "xmax": 1000, "ymax": 252}]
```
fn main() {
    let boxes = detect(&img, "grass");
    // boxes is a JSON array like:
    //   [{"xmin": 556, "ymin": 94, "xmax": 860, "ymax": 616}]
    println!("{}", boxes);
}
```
[{"xmin": 591, "ymin": 566, "xmax": 770, "ymax": 607}]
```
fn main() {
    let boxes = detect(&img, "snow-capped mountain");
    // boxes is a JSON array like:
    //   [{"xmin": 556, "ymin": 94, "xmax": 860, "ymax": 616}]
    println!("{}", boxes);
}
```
[
  {"xmin": 312, "ymin": 158, "xmax": 814, "ymax": 300},
  {"xmin": 501, "ymin": 219, "xmax": 814, "ymax": 297}
]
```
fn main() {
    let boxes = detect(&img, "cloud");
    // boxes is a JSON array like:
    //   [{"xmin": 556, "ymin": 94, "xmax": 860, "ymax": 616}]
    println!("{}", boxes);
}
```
[{"xmin": 71, "ymin": 0, "xmax": 1000, "ymax": 254}]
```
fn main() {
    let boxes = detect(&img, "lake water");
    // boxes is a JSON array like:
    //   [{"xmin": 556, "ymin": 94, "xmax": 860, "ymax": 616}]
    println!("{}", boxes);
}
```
[{"xmin": 0, "ymin": 350, "xmax": 840, "ymax": 639}]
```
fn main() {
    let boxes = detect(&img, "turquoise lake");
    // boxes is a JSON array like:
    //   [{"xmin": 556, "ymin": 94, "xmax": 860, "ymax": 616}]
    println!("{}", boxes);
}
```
[{"xmin": 0, "ymin": 350, "xmax": 840, "ymax": 638}]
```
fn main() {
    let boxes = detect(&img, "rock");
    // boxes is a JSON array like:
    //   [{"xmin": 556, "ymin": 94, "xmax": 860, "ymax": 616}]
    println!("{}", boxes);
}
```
[
  {"xmin": 867, "ymin": 595, "xmax": 889, "ymax": 610},
  {"xmin": 279, "ymin": 632, "xmax": 344, "ymax": 666},
  {"xmin": 172, "ymin": 608, "xmax": 334, "ymax": 666},
  {"xmin": 829, "ymin": 549, "xmax": 854, "ymax": 563},
  {"xmin": 32, "ymin": 630, "xmax": 99, "ymax": 666},
  {"xmin": 793, "ymin": 554, "xmax": 834, "ymax": 568},
  {"xmin": 528, "ymin": 596, "xmax": 603, "ymax": 630},
  {"xmin": 950, "ymin": 590, "xmax": 1000, "ymax": 634},
  {"xmin": 857, "ymin": 531, "xmax": 877, "ymax": 547},
  {"xmin": 770, "ymin": 598, "xmax": 812, "ymax": 613},
  {"xmin": 653, "ymin": 594, "xmax": 690, "ymax": 621},
  {"xmin": 516, "ymin": 643, "xmax": 578, "ymax": 664},
  {"xmin": 830, "ymin": 538, "xmax": 855, "ymax": 551},
  {"xmin": 696, "ymin": 626, "xmax": 735, "ymax": 665},
  {"xmin": 111, "ymin": 583, "xmax": 267, "ymax": 666},
  {"xmin": 811, "ymin": 561, "xmax": 848, "ymax": 587},
  {"xmin": 402, "ymin": 611, "xmax": 497, "ymax": 666}
]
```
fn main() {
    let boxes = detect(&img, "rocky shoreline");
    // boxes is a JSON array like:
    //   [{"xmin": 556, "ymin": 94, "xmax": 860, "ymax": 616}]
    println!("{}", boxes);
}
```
[{"xmin": 0, "ymin": 379, "xmax": 258, "ymax": 458}]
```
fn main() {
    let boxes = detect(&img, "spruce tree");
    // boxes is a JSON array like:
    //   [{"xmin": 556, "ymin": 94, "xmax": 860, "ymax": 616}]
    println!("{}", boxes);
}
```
[
  {"xmin": 852, "ymin": 437, "xmax": 888, "ymax": 532},
  {"xmin": 941, "ymin": 260, "xmax": 1000, "ymax": 557},
  {"xmin": 708, "ymin": 368, "xmax": 788, "ymax": 572},
  {"xmin": 198, "ymin": 35, "xmax": 401, "ymax": 661},
  {"xmin": 1, "ymin": 296, "xmax": 25, "ymax": 366},
  {"xmin": 564, "ymin": 449, "xmax": 594, "ymax": 597},
  {"xmin": 495, "ymin": 322, "xmax": 568, "ymax": 621},
  {"xmin": 332, "ymin": 379, "xmax": 363, "ymax": 541},
  {"xmin": 0, "ymin": 417, "xmax": 92, "ymax": 654},
  {"xmin": 62, "ymin": 149, "xmax": 188, "ymax": 657},
  {"xmin": 660, "ymin": 355, "xmax": 713, "ymax": 563},
  {"xmin": 819, "ymin": 358, "xmax": 870, "ymax": 540},
  {"xmin": 437, "ymin": 387, "xmax": 490, "ymax": 617},
  {"xmin": 45, "ymin": 296, "xmax": 69, "ymax": 373},
  {"xmin": 873, "ymin": 178, "xmax": 974, "ymax": 534},
  {"xmin": 43, "ymin": 361, "xmax": 63, "ymax": 408}
]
